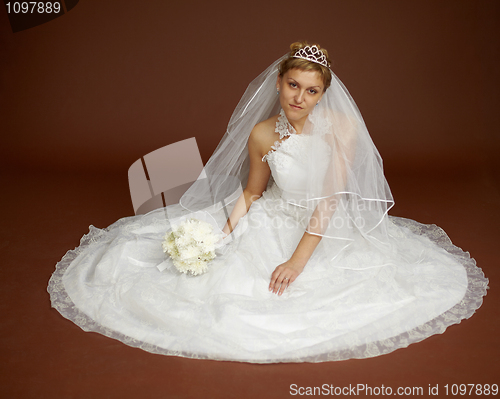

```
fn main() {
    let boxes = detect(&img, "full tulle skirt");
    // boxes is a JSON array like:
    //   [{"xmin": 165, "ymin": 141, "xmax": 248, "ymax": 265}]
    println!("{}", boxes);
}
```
[{"xmin": 48, "ymin": 186, "xmax": 488, "ymax": 363}]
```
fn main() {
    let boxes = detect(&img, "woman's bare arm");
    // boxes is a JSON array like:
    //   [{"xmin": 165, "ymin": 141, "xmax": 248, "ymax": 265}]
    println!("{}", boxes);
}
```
[{"xmin": 222, "ymin": 123, "xmax": 272, "ymax": 236}]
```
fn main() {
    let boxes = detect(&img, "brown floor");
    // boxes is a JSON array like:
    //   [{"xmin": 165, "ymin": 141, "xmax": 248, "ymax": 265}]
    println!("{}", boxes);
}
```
[{"xmin": 1, "ymin": 165, "xmax": 498, "ymax": 399}]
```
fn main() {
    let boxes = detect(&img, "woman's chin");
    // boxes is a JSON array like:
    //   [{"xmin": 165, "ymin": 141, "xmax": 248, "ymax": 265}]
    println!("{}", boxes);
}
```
[{"xmin": 284, "ymin": 108, "xmax": 308, "ymax": 123}]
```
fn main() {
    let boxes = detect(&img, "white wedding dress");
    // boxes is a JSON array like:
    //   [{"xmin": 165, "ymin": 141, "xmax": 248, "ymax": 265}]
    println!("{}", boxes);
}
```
[{"xmin": 48, "ymin": 115, "xmax": 488, "ymax": 363}]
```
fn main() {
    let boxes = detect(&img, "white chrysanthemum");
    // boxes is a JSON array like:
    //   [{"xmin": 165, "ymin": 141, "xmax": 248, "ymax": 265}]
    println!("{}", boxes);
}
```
[
  {"xmin": 179, "ymin": 246, "xmax": 200, "ymax": 261},
  {"xmin": 161, "ymin": 218, "xmax": 218, "ymax": 276}
]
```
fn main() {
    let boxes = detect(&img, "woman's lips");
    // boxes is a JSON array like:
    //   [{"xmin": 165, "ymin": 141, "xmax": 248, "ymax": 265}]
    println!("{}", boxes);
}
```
[{"xmin": 290, "ymin": 104, "xmax": 302, "ymax": 109}]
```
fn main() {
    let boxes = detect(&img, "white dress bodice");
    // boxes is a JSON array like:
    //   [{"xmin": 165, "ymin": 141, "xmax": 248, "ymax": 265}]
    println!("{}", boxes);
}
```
[{"xmin": 262, "ymin": 110, "xmax": 330, "ymax": 202}]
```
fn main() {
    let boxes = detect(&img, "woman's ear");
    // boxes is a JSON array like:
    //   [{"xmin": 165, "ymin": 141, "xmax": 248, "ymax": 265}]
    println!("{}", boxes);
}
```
[{"xmin": 276, "ymin": 75, "xmax": 281, "ymax": 91}]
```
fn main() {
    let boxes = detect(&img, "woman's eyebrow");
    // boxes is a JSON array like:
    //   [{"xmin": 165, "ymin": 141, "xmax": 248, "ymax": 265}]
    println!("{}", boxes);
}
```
[{"xmin": 287, "ymin": 78, "xmax": 321, "ymax": 89}]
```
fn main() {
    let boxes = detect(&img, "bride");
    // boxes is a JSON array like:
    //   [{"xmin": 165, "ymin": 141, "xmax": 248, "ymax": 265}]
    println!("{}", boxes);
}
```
[{"xmin": 48, "ymin": 42, "xmax": 488, "ymax": 363}]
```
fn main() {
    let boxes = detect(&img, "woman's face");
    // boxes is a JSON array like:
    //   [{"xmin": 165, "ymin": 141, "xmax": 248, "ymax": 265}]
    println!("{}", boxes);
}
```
[{"xmin": 277, "ymin": 68, "xmax": 324, "ymax": 128}]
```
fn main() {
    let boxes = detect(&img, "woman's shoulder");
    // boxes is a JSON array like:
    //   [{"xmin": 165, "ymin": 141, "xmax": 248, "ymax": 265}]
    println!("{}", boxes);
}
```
[
  {"xmin": 250, "ymin": 114, "xmax": 279, "ymax": 143},
  {"xmin": 248, "ymin": 114, "xmax": 280, "ymax": 158}
]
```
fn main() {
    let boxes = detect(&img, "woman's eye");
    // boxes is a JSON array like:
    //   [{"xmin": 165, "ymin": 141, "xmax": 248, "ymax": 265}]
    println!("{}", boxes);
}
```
[
  {"xmin": 289, "ymin": 83, "xmax": 297, "ymax": 88},
  {"xmin": 309, "ymin": 89, "xmax": 317, "ymax": 94}
]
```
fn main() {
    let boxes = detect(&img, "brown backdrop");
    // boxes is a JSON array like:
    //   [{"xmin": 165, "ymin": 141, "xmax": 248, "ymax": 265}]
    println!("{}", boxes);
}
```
[
  {"xmin": 1, "ymin": 1, "xmax": 499, "ymax": 398},
  {"xmin": 1, "ymin": 0, "xmax": 498, "ymax": 174}
]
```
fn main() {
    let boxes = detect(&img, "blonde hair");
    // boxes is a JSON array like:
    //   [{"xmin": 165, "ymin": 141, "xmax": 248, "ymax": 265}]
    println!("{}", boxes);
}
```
[{"xmin": 278, "ymin": 41, "xmax": 332, "ymax": 91}]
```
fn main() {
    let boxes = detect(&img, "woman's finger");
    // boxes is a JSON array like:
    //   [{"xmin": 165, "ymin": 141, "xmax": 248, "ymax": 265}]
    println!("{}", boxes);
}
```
[
  {"xmin": 269, "ymin": 266, "xmax": 285, "ymax": 290},
  {"xmin": 271, "ymin": 273, "xmax": 284, "ymax": 294},
  {"xmin": 269, "ymin": 269, "xmax": 280, "ymax": 291},
  {"xmin": 277, "ymin": 277, "xmax": 290, "ymax": 296},
  {"xmin": 272, "ymin": 276, "xmax": 282, "ymax": 294}
]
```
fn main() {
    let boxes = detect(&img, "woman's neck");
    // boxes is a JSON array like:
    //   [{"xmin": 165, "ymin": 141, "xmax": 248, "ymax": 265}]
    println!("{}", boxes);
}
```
[{"xmin": 288, "ymin": 117, "xmax": 307, "ymax": 134}]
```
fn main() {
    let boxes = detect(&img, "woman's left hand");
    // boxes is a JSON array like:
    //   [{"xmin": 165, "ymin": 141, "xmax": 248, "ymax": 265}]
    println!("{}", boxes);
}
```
[{"xmin": 269, "ymin": 259, "xmax": 305, "ymax": 296}]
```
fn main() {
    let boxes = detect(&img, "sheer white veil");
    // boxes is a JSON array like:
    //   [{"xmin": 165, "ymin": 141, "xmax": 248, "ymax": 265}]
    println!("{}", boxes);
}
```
[
  {"xmin": 297, "ymin": 74, "xmax": 394, "ymax": 260},
  {"xmin": 179, "ymin": 57, "xmax": 284, "ymax": 213},
  {"xmin": 179, "ymin": 53, "xmax": 394, "ymax": 261}
]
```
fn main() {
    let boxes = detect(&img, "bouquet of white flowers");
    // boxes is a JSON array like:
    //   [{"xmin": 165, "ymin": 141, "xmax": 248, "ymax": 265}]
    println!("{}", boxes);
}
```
[{"xmin": 162, "ymin": 218, "xmax": 219, "ymax": 276}]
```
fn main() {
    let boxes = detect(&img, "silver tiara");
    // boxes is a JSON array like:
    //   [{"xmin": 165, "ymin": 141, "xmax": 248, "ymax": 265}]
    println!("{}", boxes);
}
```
[{"xmin": 292, "ymin": 45, "xmax": 329, "ymax": 67}]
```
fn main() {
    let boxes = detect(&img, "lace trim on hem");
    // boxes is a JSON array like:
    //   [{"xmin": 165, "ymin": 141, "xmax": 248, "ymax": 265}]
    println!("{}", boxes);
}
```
[{"xmin": 47, "ymin": 216, "xmax": 488, "ymax": 363}]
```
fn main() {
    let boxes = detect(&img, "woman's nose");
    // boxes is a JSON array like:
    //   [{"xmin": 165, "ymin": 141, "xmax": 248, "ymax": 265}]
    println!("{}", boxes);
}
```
[{"xmin": 295, "ymin": 90, "xmax": 305, "ymax": 103}]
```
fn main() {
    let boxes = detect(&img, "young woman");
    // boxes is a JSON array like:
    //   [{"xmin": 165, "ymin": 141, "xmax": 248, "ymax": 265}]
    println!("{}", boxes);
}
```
[{"xmin": 49, "ymin": 42, "xmax": 488, "ymax": 363}]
